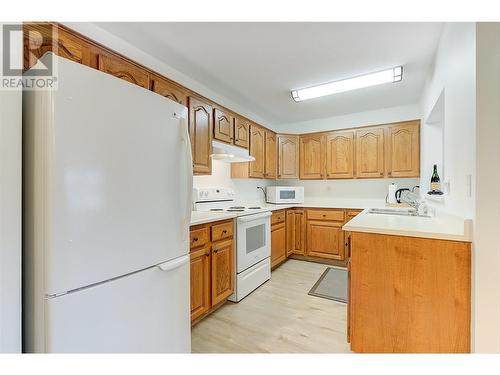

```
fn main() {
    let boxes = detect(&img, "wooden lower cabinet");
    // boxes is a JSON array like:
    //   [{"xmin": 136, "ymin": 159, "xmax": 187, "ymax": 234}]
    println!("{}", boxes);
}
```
[
  {"xmin": 211, "ymin": 238, "xmax": 234, "ymax": 305},
  {"xmin": 286, "ymin": 209, "xmax": 305, "ymax": 256},
  {"xmin": 306, "ymin": 220, "xmax": 344, "ymax": 260},
  {"xmin": 271, "ymin": 211, "xmax": 287, "ymax": 268},
  {"xmin": 190, "ymin": 220, "xmax": 234, "ymax": 322},
  {"xmin": 190, "ymin": 246, "xmax": 211, "ymax": 321},
  {"xmin": 349, "ymin": 232, "xmax": 471, "ymax": 353}
]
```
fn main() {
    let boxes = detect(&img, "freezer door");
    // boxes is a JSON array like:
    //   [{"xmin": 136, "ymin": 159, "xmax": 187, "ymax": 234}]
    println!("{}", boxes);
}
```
[
  {"xmin": 42, "ymin": 55, "xmax": 192, "ymax": 295},
  {"xmin": 45, "ymin": 255, "xmax": 190, "ymax": 353}
]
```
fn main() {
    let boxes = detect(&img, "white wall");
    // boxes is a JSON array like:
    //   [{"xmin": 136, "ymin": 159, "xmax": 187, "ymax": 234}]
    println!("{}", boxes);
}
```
[
  {"xmin": 274, "ymin": 177, "xmax": 420, "ymax": 202},
  {"xmin": 274, "ymin": 103, "xmax": 420, "ymax": 134},
  {"xmin": 473, "ymin": 22, "xmax": 500, "ymax": 353},
  {"xmin": 65, "ymin": 23, "xmax": 273, "ymax": 129},
  {"xmin": 193, "ymin": 161, "xmax": 273, "ymax": 206},
  {"xmin": 0, "ymin": 23, "xmax": 22, "ymax": 353},
  {"xmin": 420, "ymin": 23, "xmax": 476, "ymax": 219}
]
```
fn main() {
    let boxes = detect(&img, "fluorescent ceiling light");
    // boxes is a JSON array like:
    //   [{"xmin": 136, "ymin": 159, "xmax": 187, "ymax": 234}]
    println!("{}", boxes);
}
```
[{"xmin": 291, "ymin": 66, "xmax": 403, "ymax": 102}]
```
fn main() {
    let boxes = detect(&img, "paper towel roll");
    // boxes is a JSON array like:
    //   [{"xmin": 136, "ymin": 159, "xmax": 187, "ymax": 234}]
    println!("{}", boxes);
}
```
[{"xmin": 388, "ymin": 183, "xmax": 397, "ymax": 204}]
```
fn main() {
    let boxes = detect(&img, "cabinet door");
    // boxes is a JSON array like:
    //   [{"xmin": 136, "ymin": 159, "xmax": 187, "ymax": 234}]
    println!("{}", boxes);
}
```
[
  {"xmin": 234, "ymin": 117, "xmax": 250, "ymax": 149},
  {"xmin": 386, "ymin": 122, "xmax": 420, "ymax": 178},
  {"xmin": 24, "ymin": 23, "xmax": 91, "ymax": 70},
  {"xmin": 213, "ymin": 108, "xmax": 234, "ymax": 144},
  {"xmin": 249, "ymin": 125, "xmax": 265, "ymax": 178},
  {"xmin": 150, "ymin": 75, "xmax": 187, "ymax": 106},
  {"xmin": 286, "ymin": 210, "xmax": 305, "ymax": 256},
  {"xmin": 264, "ymin": 130, "xmax": 277, "ymax": 179},
  {"xmin": 271, "ymin": 222, "xmax": 286, "ymax": 268},
  {"xmin": 286, "ymin": 211, "xmax": 295, "ymax": 257},
  {"xmin": 300, "ymin": 134, "xmax": 326, "ymax": 179},
  {"xmin": 306, "ymin": 220, "xmax": 344, "ymax": 260},
  {"xmin": 211, "ymin": 239, "xmax": 234, "ymax": 305},
  {"xmin": 277, "ymin": 135, "xmax": 299, "ymax": 179},
  {"xmin": 347, "ymin": 257, "xmax": 351, "ymax": 343},
  {"xmin": 190, "ymin": 246, "xmax": 211, "ymax": 321},
  {"xmin": 326, "ymin": 131, "xmax": 354, "ymax": 179},
  {"xmin": 97, "ymin": 53, "xmax": 150, "ymax": 88},
  {"xmin": 189, "ymin": 97, "xmax": 213, "ymax": 175},
  {"xmin": 355, "ymin": 127, "xmax": 385, "ymax": 178}
]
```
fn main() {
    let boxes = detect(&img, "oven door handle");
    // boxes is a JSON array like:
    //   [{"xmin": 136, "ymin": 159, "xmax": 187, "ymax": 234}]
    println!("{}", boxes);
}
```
[{"xmin": 237, "ymin": 211, "xmax": 272, "ymax": 223}]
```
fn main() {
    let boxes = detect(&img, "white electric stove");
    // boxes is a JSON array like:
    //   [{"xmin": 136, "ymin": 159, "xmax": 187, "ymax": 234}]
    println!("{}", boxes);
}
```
[{"xmin": 192, "ymin": 188, "xmax": 271, "ymax": 302}]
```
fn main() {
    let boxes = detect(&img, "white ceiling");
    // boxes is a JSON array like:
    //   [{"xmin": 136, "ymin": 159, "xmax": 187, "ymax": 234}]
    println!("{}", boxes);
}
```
[{"xmin": 96, "ymin": 22, "xmax": 443, "ymax": 125}]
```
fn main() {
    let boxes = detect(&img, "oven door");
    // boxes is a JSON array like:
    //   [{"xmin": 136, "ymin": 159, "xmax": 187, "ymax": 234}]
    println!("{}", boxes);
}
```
[{"xmin": 236, "ymin": 212, "xmax": 271, "ymax": 273}]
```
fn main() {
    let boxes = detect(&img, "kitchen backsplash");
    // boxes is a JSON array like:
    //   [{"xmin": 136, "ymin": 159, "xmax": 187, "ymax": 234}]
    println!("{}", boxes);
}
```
[
  {"xmin": 273, "ymin": 178, "xmax": 420, "ymax": 201},
  {"xmin": 193, "ymin": 160, "xmax": 273, "ymax": 206},
  {"xmin": 194, "ymin": 160, "xmax": 420, "ymax": 205}
]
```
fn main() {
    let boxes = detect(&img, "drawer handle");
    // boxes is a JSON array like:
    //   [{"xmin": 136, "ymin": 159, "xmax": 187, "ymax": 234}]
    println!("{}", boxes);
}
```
[
  {"xmin": 322, "ymin": 214, "xmax": 326, "ymax": 217},
  {"xmin": 205, "ymin": 251, "xmax": 210, "ymax": 257},
  {"xmin": 193, "ymin": 237, "xmax": 199, "ymax": 242},
  {"xmin": 213, "ymin": 249, "xmax": 219, "ymax": 254},
  {"xmin": 222, "ymin": 230, "xmax": 228, "ymax": 234}
]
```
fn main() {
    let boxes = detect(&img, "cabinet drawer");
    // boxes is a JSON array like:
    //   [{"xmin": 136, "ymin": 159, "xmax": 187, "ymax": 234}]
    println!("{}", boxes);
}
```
[
  {"xmin": 211, "ymin": 221, "xmax": 234, "ymax": 242},
  {"xmin": 271, "ymin": 210, "xmax": 286, "ymax": 225},
  {"xmin": 190, "ymin": 227, "xmax": 210, "ymax": 249},
  {"xmin": 307, "ymin": 209, "xmax": 345, "ymax": 222}
]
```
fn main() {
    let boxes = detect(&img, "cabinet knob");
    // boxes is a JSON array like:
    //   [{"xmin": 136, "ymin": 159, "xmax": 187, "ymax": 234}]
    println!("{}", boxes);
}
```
[
  {"xmin": 205, "ymin": 251, "xmax": 210, "ymax": 257},
  {"xmin": 388, "ymin": 172, "xmax": 392, "ymax": 176},
  {"xmin": 213, "ymin": 249, "xmax": 219, "ymax": 254},
  {"xmin": 193, "ymin": 237, "xmax": 198, "ymax": 242},
  {"xmin": 222, "ymin": 230, "xmax": 227, "ymax": 234}
]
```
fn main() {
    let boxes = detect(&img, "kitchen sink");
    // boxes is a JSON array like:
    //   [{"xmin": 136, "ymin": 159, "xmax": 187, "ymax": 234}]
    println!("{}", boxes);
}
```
[{"xmin": 367, "ymin": 208, "xmax": 431, "ymax": 218}]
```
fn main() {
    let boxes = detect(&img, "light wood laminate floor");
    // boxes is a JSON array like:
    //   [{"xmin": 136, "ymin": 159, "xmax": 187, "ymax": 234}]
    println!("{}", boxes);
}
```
[{"xmin": 191, "ymin": 259, "xmax": 350, "ymax": 353}]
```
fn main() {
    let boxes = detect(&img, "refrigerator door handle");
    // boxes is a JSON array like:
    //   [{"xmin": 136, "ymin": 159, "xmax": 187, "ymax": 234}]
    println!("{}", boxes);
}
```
[
  {"xmin": 158, "ymin": 255, "xmax": 189, "ymax": 272},
  {"xmin": 179, "ymin": 115, "xmax": 193, "ymax": 243}
]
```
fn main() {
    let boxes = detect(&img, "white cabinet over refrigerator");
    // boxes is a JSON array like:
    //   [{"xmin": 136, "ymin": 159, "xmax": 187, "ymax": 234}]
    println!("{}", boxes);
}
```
[{"xmin": 23, "ymin": 53, "xmax": 193, "ymax": 353}]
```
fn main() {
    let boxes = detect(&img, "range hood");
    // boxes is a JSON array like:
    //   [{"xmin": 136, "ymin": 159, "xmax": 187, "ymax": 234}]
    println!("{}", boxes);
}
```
[{"xmin": 211, "ymin": 140, "xmax": 255, "ymax": 163}]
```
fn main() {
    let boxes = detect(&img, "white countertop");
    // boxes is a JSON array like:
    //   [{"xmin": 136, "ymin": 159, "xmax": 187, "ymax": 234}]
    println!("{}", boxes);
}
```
[
  {"xmin": 343, "ymin": 209, "xmax": 472, "ymax": 242},
  {"xmin": 191, "ymin": 199, "xmax": 472, "ymax": 242},
  {"xmin": 190, "ymin": 211, "xmax": 237, "ymax": 226},
  {"xmin": 263, "ymin": 198, "xmax": 387, "ymax": 211}
]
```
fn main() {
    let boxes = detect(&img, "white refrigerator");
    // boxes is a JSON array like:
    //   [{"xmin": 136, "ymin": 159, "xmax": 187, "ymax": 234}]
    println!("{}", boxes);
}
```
[{"xmin": 23, "ymin": 53, "xmax": 193, "ymax": 353}]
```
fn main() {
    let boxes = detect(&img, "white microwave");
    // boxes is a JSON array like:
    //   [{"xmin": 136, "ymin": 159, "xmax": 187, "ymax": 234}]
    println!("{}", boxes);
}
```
[{"xmin": 266, "ymin": 186, "xmax": 304, "ymax": 204}]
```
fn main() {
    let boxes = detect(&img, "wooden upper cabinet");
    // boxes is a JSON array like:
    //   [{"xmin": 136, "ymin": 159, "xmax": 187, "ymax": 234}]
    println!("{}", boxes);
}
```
[
  {"xmin": 211, "ymin": 239, "xmax": 234, "ymax": 305},
  {"xmin": 249, "ymin": 125, "xmax": 265, "ymax": 178},
  {"xmin": 213, "ymin": 108, "xmax": 234, "ymax": 144},
  {"xmin": 24, "ymin": 23, "xmax": 91, "ymax": 70},
  {"xmin": 386, "ymin": 121, "xmax": 420, "ymax": 178},
  {"xmin": 326, "ymin": 131, "xmax": 354, "ymax": 179},
  {"xmin": 150, "ymin": 75, "xmax": 187, "ymax": 106},
  {"xmin": 189, "ymin": 97, "xmax": 213, "ymax": 175},
  {"xmin": 277, "ymin": 135, "xmax": 299, "ymax": 179},
  {"xmin": 97, "ymin": 53, "xmax": 149, "ymax": 88},
  {"xmin": 264, "ymin": 130, "xmax": 277, "ymax": 179},
  {"xmin": 355, "ymin": 127, "xmax": 385, "ymax": 178},
  {"xmin": 234, "ymin": 117, "xmax": 250, "ymax": 149},
  {"xmin": 300, "ymin": 134, "xmax": 326, "ymax": 179}
]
